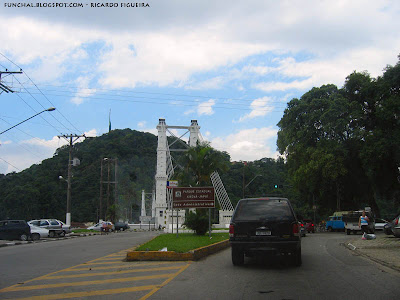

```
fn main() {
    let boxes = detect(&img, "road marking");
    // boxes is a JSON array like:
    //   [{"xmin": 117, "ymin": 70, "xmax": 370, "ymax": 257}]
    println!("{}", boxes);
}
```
[
  {"xmin": 0, "ymin": 246, "xmax": 191, "ymax": 299},
  {"xmin": 15, "ymin": 285, "xmax": 156, "ymax": 300},
  {"xmin": 46, "ymin": 265, "xmax": 183, "ymax": 279},
  {"xmin": 2, "ymin": 274, "xmax": 172, "ymax": 292},
  {"xmin": 139, "ymin": 262, "xmax": 191, "ymax": 300},
  {"xmin": 68, "ymin": 261, "xmax": 178, "ymax": 271}
]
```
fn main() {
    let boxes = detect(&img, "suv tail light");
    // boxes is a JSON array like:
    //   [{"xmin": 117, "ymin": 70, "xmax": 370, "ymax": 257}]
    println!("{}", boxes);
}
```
[
  {"xmin": 293, "ymin": 223, "xmax": 300, "ymax": 236},
  {"xmin": 395, "ymin": 218, "xmax": 399, "ymax": 225},
  {"xmin": 229, "ymin": 224, "xmax": 234, "ymax": 237}
]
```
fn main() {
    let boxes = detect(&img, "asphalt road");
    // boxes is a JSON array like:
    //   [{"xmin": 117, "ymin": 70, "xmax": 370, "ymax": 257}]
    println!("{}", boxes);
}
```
[
  {"xmin": 0, "ymin": 232, "xmax": 399, "ymax": 299},
  {"xmin": 150, "ymin": 232, "xmax": 400, "ymax": 300},
  {"xmin": 0, "ymin": 231, "xmax": 160, "ymax": 290}
]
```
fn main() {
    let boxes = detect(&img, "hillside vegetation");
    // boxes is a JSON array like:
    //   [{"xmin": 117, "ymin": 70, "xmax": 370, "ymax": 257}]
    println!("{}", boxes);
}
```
[{"xmin": 1, "ymin": 57, "xmax": 399, "ymax": 223}]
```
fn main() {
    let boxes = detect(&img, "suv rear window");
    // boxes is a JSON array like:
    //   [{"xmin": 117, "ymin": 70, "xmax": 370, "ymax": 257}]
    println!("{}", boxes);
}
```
[{"xmin": 234, "ymin": 199, "xmax": 294, "ymax": 221}]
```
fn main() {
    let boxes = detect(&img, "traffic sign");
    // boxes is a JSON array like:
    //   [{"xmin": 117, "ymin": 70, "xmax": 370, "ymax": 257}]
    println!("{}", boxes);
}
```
[{"xmin": 172, "ymin": 187, "xmax": 215, "ymax": 209}]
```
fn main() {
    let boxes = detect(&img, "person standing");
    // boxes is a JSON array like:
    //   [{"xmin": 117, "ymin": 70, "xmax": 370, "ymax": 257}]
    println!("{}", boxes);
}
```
[{"xmin": 358, "ymin": 211, "xmax": 369, "ymax": 235}]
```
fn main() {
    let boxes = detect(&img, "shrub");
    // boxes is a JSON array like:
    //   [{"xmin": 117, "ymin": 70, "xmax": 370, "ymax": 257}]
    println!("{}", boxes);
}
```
[{"xmin": 184, "ymin": 210, "xmax": 209, "ymax": 235}]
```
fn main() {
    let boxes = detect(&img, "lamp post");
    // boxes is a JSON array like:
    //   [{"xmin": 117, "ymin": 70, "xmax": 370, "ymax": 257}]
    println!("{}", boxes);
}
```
[{"xmin": 0, "ymin": 107, "xmax": 56, "ymax": 135}]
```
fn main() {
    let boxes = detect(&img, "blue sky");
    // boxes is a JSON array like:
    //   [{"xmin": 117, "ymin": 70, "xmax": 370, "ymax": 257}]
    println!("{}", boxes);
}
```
[{"xmin": 1, "ymin": 0, "xmax": 399, "ymax": 174}]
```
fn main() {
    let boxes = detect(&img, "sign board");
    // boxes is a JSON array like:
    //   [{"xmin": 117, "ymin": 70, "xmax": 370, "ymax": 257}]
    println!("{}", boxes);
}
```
[
  {"xmin": 172, "ymin": 187, "xmax": 215, "ymax": 209},
  {"xmin": 167, "ymin": 180, "xmax": 179, "ymax": 187},
  {"xmin": 140, "ymin": 216, "xmax": 152, "ymax": 222}
]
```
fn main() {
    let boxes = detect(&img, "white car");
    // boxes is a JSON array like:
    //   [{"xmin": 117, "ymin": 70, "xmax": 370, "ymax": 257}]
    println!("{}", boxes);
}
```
[
  {"xmin": 29, "ymin": 225, "xmax": 50, "ymax": 240},
  {"xmin": 88, "ymin": 221, "xmax": 114, "ymax": 232},
  {"xmin": 374, "ymin": 218, "xmax": 389, "ymax": 230}
]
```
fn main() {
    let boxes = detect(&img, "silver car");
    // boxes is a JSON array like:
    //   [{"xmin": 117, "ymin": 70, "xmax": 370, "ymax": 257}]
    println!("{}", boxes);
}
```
[
  {"xmin": 29, "ymin": 225, "xmax": 50, "ymax": 240},
  {"xmin": 28, "ymin": 219, "xmax": 63, "ymax": 238}
]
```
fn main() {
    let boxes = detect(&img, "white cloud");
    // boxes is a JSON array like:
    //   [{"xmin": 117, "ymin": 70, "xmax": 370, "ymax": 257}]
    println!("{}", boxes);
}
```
[
  {"xmin": 211, "ymin": 127, "xmax": 279, "ymax": 161},
  {"xmin": 238, "ymin": 96, "xmax": 274, "ymax": 122},
  {"xmin": 97, "ymin": 31, "xmax": 268, "ymax": 88},
  {"xmin": 70, "ymin": 76, "xmax": 97, "ymax": 105},
  {"xmin": 137, "ymin": 121, "xmax": 146, "ymax": 128},
  {"xmin": 84, "ymin": 129, "xmax": 98, "ymax": 138},
  {"xmin": 185, "ymin": 76, "xmax": 226, "ymax": 90},
  {"xmin": 198, "ymin": 99, "xmax": 216, "ymax": 116}
]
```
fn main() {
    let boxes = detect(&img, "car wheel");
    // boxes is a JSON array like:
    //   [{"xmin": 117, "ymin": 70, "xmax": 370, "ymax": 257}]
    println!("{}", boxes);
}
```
[
  {"xmin": 328, "ymin": 227, "xmax": 333, "ymax": 232},
  {"xmin": 59, "ymin": 231, "xmax": 65, "ymax": 237},
  {"xmin": 346, "ymin": 229, "xmax": 350, "ymax": 235},
  {"xmin": 20, "ymin": 234, "xmax": 28, "ymax": 241},
  {"xmin": 49, "ymin": 231, "xmax": 56, "ymax": 238},
  {"xmin": 32, "ymin": 233, "xmax": 40, "ymax": 241},
  {"xmin": 231, "ymin": 247, "xmax": 244, "ymax": 266}
]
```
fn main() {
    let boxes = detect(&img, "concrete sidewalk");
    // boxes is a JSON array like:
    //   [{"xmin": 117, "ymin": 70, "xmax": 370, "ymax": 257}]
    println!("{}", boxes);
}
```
[{"xmin": 344, "ymin": 233, "xmax": 400, "ymax": 272}]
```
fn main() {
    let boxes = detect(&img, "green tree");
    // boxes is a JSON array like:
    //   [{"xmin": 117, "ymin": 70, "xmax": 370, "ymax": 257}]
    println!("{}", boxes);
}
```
[{"xmin": 177, "ymin": 142, "xmax": 230, "ymax": 235}]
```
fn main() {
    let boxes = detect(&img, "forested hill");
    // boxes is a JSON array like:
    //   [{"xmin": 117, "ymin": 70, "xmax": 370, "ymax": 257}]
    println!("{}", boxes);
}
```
[
  {"xmin": 0, "ymin": 128, "xmax": 291, "ymax": 223},
  {"xmin": 0, "ymin": 129, "xmax": 159, "ymax": 222}
]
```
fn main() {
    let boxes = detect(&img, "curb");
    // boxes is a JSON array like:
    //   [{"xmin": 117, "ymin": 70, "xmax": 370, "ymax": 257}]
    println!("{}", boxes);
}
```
[
  {"xmin": 126, "ymin": 239, "xmax": 230, "ymax": 261},
  {"xmin": 342, "ymin": 242, "xmax": 400, "ymax": 273},
  {"xmin": 0, "ymin": 232, "xmax": 100, "ymax": 248}
]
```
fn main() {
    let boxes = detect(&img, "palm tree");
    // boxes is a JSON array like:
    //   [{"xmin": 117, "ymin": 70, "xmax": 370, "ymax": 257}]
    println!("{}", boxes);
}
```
[
  {"xmin": 176, "ymin": 142, "xmax": 230, "ymax": 235},
  {"xmin": 176, "ymin": 142, "xmax": 229, "ymax": 187}
]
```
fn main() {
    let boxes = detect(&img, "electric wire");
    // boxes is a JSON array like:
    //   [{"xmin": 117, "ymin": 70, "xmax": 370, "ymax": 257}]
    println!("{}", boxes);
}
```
[
  {"xmin": 0, "ymin": 53, "xmax": 82, "ymax": 134},
  {"xmin": 17, "ymin": 90, "xmax": 286, "ymax": 113},
  {"xmin": 0, "ymin": 157, "xmax": 21, "ymax": 172},
  {"xmin": 12, "ymin": 81, "xmax": 293, "ymax": 105},
  {"xmin": 0, "ymin": 117, "xmax": 59, "ymax": 158}
]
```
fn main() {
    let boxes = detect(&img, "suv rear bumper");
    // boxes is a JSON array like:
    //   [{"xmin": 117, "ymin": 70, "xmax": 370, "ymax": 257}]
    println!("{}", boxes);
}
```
[{"xmin": 230, "ymin": 239, "xmax": 300, "ymax": 254}]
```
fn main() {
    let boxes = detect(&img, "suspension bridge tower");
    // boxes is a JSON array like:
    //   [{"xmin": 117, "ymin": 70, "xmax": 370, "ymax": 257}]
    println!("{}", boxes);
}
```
[{"xmin": 154, "ymin": 119, "xmax": 200, "ymax": 227}]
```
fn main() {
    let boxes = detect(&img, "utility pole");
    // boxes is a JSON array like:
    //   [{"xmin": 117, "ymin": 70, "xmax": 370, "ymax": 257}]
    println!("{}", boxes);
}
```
[
  {"xmin": 99, "ymin": 158, "xmax": 118, "ymax": 222},
  {"xmin": 0, "ymin": 69, "xmax": 23, "ymax": 94},
  {"xmin": 58, "ymin": 134, "xmax": 86, "ymax": 226},
  {"xmin": 99, "ymin": 159, "xmax": 104, "ymax": 221}
]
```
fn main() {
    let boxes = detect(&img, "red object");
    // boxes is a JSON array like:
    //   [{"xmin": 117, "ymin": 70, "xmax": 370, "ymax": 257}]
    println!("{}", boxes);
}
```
[
  {"xmin": 293, "ymin": 223, "xmax": 299, "ymax": 235},
  {"xmin": 229, "ymin": 224, "xmax": 234, "ymax": 237}
]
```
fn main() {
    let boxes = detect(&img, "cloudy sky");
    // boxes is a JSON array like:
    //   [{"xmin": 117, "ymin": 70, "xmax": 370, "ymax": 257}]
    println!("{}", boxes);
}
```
[{"xmin": 0, "ymin": 0, "xmax": 399, "ymax": 174}]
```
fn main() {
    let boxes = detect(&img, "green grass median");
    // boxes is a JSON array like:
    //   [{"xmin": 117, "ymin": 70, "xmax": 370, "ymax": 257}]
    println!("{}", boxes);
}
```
[{"xmin": 136, "ymin": 233, "xmax": 229, "ymax": 253}]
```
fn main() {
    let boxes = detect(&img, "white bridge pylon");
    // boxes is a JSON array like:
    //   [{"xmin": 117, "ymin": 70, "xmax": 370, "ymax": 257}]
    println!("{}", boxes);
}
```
[
  {"xmin": 153, "ymin": 119, "xmax": 233, "ymax": 228},
  {"xmin": 154, "ymin": 119, "xmax": 201, "ymax": 227}
]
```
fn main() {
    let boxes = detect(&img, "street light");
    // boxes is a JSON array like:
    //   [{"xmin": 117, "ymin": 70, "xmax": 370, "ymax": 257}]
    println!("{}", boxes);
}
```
[{"xmin": 0, "ymin": 107, "xmax": 56, "ymax": 135}]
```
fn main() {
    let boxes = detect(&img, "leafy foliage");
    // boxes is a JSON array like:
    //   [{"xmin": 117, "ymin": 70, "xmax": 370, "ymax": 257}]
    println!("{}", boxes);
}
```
[
  {"xmin": 183, "ymin": 211, "xmax": 209, "ymax": 235},
  {"xmin": 277, "ymin": 55, "xmax": 400, "ymax": 218}
]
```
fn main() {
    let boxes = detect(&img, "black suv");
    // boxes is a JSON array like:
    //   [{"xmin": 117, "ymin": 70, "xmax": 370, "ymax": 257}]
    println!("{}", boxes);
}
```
[
  {"xmin": 229, "ymin": 197, "xmax": 301, "ymax": 266},
  {"xmin": 0, "ymin": 220, "xmax": 31, "ymax": 241}
]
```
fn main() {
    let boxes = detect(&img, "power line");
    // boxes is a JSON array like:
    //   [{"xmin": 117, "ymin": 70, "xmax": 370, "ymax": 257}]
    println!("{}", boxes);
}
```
[
  {"xmin": 0, "ymin": 52, "xmax": 83, "ymax": 134},
  {"xmin": 0, "ymin": 157, "xmax": 21, "ymax": 172},
  {"xmin": 15, "ymin": 85, "xmax": 289, "ymax": 107},
  {"xmin": 16, "ymin": 90, "xmax": 286, "ymax": 113}
]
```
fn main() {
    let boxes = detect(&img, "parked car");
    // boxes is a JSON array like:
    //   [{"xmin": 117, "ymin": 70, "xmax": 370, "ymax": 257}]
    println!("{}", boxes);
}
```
[
  {"xmin": 299, "ymin": 221, "xmax": 306, "ymax": 237},
  {"xmin": 344, "ymin": 211, "xmax": 375, "ymax": 235},
  {"xmin": 0, "ymin": 220, "xmax": 31, "ymax": 241},
  {"xmin": 57, "ymin": 220, "xmax": 71, "ymax": 235},
  {"xmin": 229, "ymin": 197, "xmax": 301, "ymax": 266},
  {"xmin": 303, "ymin": 219, "xmax": 315, "ymax": 233},
  {"xmin": 384, "ymin": 222, "xmax": 394, "ymax": 235},
  {"xmin": 114, "ymin": 222, "xmax": 130, "ymax": 231},
  {"xmin": 383, "ymin": 214, "xmax": 400, "ymax": 235},
  {"xmin": 326, "ymin": 216, "xmax": 346, "ymax": 232},
  {"xmin": 28, "ymin": 219, "xmax": 63, "ymax": 238},
  {"xmin": 88, "ymin": 221, "xmax": 114, "ymax": 232},
  {"xmin": 392, "ymin": 215, "xmax": 400, "ymax": 238},
  {"xmin": 374, "ymin": 218, "xmax": 389, "ymax": 231},
  {"xmin": 29, "ymin": 225, "xmax": 50, "ymax": 240}
]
